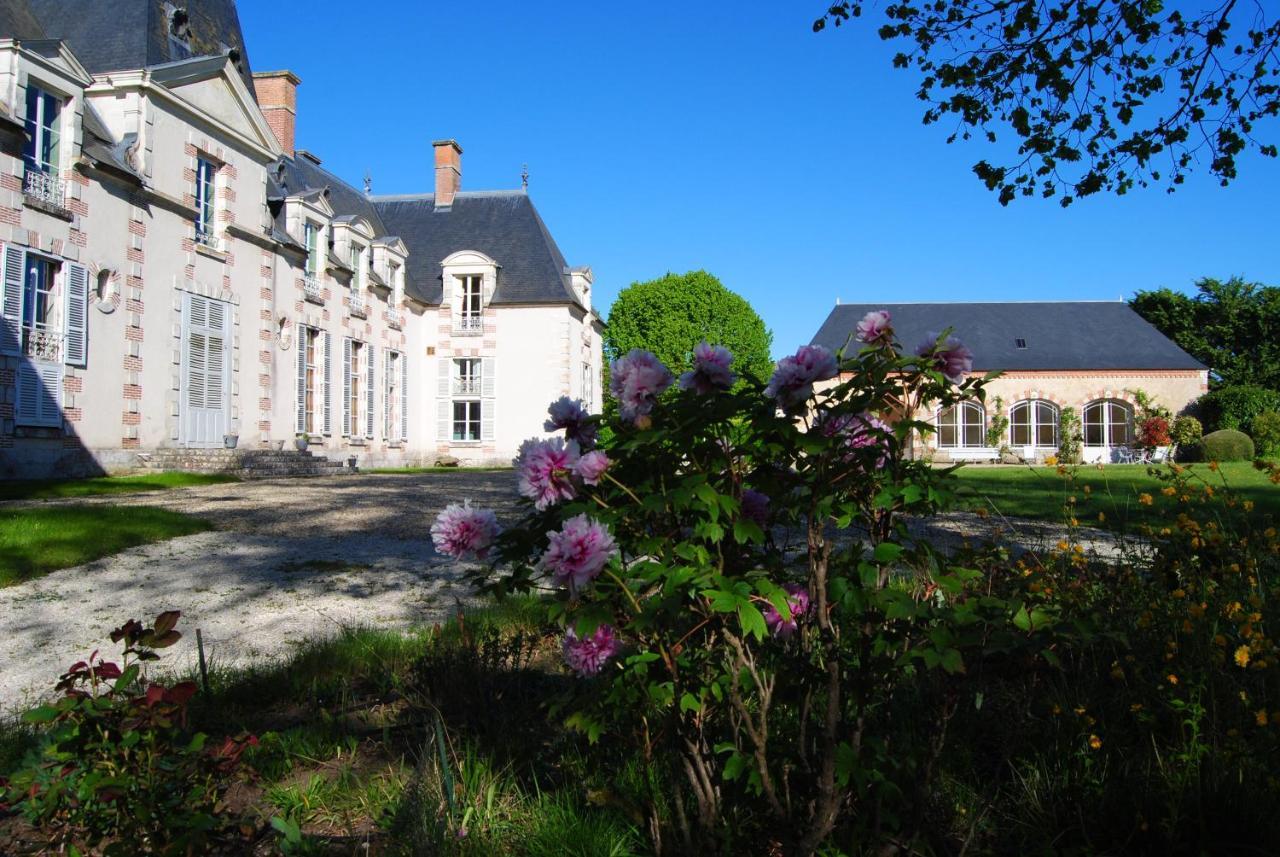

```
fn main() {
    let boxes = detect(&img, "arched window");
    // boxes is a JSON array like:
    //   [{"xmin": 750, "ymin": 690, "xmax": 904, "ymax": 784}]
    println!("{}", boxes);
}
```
[
  {"xmin": 1010, "ymin": 400, "xmax": 1059, "ymax": 448},
  {"xmin": 937, "ymin": 402, "xmax": 985, "ymax": 448},
  {"xmin": 1083, "ymin": 399, "xmax": 1134, "ymax": 447}
]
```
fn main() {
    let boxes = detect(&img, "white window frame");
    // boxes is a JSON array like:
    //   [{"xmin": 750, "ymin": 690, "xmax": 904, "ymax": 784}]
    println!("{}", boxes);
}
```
[
  {"xmin": 1010, "ymin": 400, "xmax": 1060, "ymax": 449},
  {"xmin": 1083, "ymin": 399, "xmax": 1134, "ymax": 448},
  {"xmin": 194, "ymin": 156, "xmax": 216, "ymax": 245},
  {"xmin": 453, "ymin": 400, "xmax": 482, "ymax": 443},
  {"xmin": 936, "ymin": 402, "xmax": 986, "ymax": 449},
  {"xmin": 23, "ymin": 84, "xmax": 61, "ymax": 175},
  {"xmin": 304, "ymin": 221, "xmax": 321, "ymax": 275}
]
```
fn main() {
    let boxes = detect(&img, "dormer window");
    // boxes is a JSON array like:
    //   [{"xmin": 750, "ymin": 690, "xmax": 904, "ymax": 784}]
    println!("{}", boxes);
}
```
[
  {"xmin": 459, "ymin": 275, "xmax": 482, "ymax": 331},
  {"xmin": 304, "ymin": 222, "xmax": 321, "ymax": 276},
  {"xmin": 349, "ymin": 243, "xmax": 365, "ymax": 290},
  {"xmin": 22, "ymin": 85, "xmax": 65, "ymax": 208},
  {"xmin": 194, "ymin": 157, "xmax": 216, "ymax": 246}
]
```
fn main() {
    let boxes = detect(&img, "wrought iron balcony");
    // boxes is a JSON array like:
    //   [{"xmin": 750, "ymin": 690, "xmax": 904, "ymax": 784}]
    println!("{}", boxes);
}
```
[
  {"xmin": 387, "ymin": 307, "xmax": 404, "ymax": 329},
  {"xmin": 453, "ymin": 315, "xmax": 483, "ymax": 336},
  {"xmin": 23, "ymin": 168, "xmax": 66, "ymax": 209},
  {"xmin": 195, "ymin": 226, "xmax": 218, "ymax": 249},
  {"xmin": 22, "ymin": 326, "xmax": 62, "ymax": 362},
  {"xmin": 452, "ymin": 378, "xmax": 482, "ymax": 396},
  {"xmin": 349, "ymin": 290, "xmax": 367, "ymax": 318},
  {"xmin": 302, "ymin": 273, "xmax": 322, "ymax": 302}
]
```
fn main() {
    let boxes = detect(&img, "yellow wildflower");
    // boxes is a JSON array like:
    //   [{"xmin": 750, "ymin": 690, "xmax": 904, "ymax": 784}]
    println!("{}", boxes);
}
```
[
  {"xmin": 1209, "ymin": 460, "xmax": 1220, "ymax": 471},
  {"xmin": 1167, "ymin": 674, "xmax": 1179, "ymax": 686},
  {"xmin": 1138, "ymin": 493, "xmax": 1153, "ymax": 506},
  {"xmin": 1088, "ymin": 734, "xmax": 1102, "ymax": 750},
  {"xmin": 1257, "ymin": 710, "xmax": 1269, "ymax": 727},
  {"xmin": 1235, "ymin": 646, "xmax": 1251, "ymax": 668},
  {"xmin": 1097, "ymin": 512, "xmax": 1106, "ymax": 523},
  {"xmin": 1162, "ymin": 487, "xmax": 1177, "ymax": 497},
  {"xmin": 1245, "ymin": 500, "xmax": 1256, "ymax": 512},
  {"xmin": 1172, "ymin": 588, "xmax": 1186, "ymax": 600}
]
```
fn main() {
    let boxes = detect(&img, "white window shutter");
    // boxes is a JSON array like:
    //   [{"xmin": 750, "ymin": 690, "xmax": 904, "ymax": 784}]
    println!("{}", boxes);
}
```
[
  {"xmin": 437, "ymin": 356, "xmax": 451, "ymax": 397},
  {"xmin": 383, "ymin": 350, "xmax": 392, "ymax": 439},
  {"xmin": 296, "ymin": 328, "xmax": 306, "ymax": 433},
  {"xmin": 1, "ymin": 245, "xmax": 26, "ymax": 356},
  {"xmin": 17, "ymin": 361, "xmax": 62, "ymax": 428},
  {"xmin": 323, "ymin": 331, "xmax": 332, "ymax": 435},
  {"xmin": 481, "ymin": 357, "xmax": 496, "ymax": 442},
  {"xmin": 366, "ymin": 343, "xmax": 375, "ymax": 439},
  {"xmin": 438, "ymin": 398, "xmax": 451, "ymax": 442},
  {"xmin": 400, "ymin": 355, "xmax": 408, "ymax": 442},
  {"xmin": 64, "ymin": 263, "xmax": 88, "ymax": 367},
  {"xmin": 481, "ymin": 357, "xmax": 495, "ymax": 398},
  {"xmin": 342, "ymin": 337, "xmax": 352, "ymax": 437}
]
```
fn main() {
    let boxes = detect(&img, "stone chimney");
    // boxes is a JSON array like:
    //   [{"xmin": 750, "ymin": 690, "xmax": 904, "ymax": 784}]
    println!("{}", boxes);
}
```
[
  {"xmin": 433, "ymin": 139, "xmax": 462, "ymax": 208},
  {"xmin": 253, "ymin": 70, "xmax": 301, "ymax": 156}
]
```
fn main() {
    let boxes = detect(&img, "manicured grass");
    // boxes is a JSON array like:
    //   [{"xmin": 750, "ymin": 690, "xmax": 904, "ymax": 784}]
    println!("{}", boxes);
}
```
[
  {"xmin": 363, "ymin": 466, "xmax": 513, "ymax": 475},
  {"xmin": 0, "ymin": 505, "xmax": 212, "ymax": 586},
  {"xmin": 0, "ymin": 472, "xmax": 239, "ymax": 502},
  {"xmin": 953, "ymin": 461, "xmax": 1280, "ymax": 530}
]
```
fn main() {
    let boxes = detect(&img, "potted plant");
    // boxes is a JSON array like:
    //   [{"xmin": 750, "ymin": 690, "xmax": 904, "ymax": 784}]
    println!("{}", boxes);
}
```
[{"xmin": 295, "ymin": 433, "xmax": 309, "ymax": 452}]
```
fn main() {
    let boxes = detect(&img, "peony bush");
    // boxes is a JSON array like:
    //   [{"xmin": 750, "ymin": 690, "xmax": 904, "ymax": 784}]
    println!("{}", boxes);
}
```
[{"xmin": 432, "ymin": 313, "xmax": 1070, "ymax": 853}]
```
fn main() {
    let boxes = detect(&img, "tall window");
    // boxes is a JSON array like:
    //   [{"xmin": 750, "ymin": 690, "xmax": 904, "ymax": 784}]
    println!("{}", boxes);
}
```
[
  {"xmin": 23, "ymin": 86, "xmax": 60, "ymax": 175},
  {"xmin": 349, "ymin": 243, "xmax": 364, "ymax": 290},
  {"xmin": 303, "ymin": 328, "xmax": 319, "ymax": 433},
  {"xmin": 195, "ymin": 157, "xmax": 216, "ymax": 245},
  {"xmin": 22, "ymin": 256, "xmax": 57, "ymax": 332},
  {"xmin": 349, "ymin": 340, "xmax": 362, "ymax": 431},
  {"xmin": 304, "ymin": 222, "xmax": 320, "ymax": 275},
  {"xmin": 389, "ymin": 261, "xmax": 403, "ymax": 302},
  {"xmin": 1010, "ymin": 400, "xmax": 1059, "ymax": 447},
  {"xmin": 1083, "ymin": 400, "xmax": 1134, "ymax": 447},
  {"xmin": 937, "ymin": 402, "xmax": 985, "ymax": 448},
  {"xmin": 460, "ymin": 275, "xmax": 482, "ymax": 330},
  {"xmin": 582, "ymin": 363, "xmax": 594, "ymax": 412},
  {"xmin": 452, "ymin": 357, "xmax": 482, "ymax": 441}
]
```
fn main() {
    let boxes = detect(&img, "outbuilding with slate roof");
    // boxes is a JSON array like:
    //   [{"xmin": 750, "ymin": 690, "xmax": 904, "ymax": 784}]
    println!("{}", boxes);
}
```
[{"xmin": 810, "ymin": 302, "xmax": 1208, "ymax": 464}]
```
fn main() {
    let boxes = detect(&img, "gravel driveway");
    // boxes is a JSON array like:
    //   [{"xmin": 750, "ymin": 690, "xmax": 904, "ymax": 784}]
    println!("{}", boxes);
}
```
[
  {"xmin": 0, "ymin": 470, "xmax": 1125, "ymax": 711},
  {"xmin": 0, "ymin": 471, "xmax": 520, "ymax": 711}
]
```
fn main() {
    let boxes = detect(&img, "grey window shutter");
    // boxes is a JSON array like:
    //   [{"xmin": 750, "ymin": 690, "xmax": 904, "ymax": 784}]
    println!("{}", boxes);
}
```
[
  {"xmin": 64, "ymin": 263, "xmax": 88, "ymax": 367},
  {"xmin": 366, "ymin": 343, "xmax": 375, "ymax": 439},
  {"xmin": 17, "ymin": 360, "xmax": 62, "ymax": 427},
  {"xmin": 323, "ymin": 331, "xmax": 332, "ymax": 435},
  {"xmin": 296, "ymin": 328, "xmax": 306, "ymax": 433},
  {"xmin": 1, "ymin": 245, "xmax": 26, "ymax": 356},
  {"xmin": 400, "ymin": 355, "xmax": 408, "ymax": 442},
  {"xmin": 438, "ymin": 398, "xmax": 451, "ymax": 442},
  {"xmin": 481, "ymin": 356, "xmax": 496, "ymax": 442},
  {"xmin": 437, "ymin": 357, "xmax": 452, "ymax": 441},
  {"xmin": 342, "ymin": 337, "xmax": 352, "ymax": 437}
]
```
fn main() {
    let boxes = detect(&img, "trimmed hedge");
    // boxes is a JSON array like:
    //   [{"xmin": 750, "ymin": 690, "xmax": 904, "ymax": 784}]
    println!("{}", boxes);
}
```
[
  {"xmin": 1199, "ymin": 385, "xmax": 1280, "ymax": 432},
  {"xmin": 1199, "ymin": 429, "xmax": 1255, "ymax": 462},
  {"xmin": 1253, "ymin": 411, "xmax": 1280, "ymax": 458}
]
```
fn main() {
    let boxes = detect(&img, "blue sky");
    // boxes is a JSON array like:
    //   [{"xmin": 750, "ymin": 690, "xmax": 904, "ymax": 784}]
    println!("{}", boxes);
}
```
[{"xmin": 240, "ymin": 2, "xmax": 1279, "ymax": 357}]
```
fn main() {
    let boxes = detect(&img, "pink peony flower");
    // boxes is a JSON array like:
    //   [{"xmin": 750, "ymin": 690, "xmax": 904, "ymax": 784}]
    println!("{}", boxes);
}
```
[
  {"xmin": 818, "ymin": 411, "xmax": 892, "ymax": 468},
  {"xmin": 515, "ymin": 437, "xmax": 580, "ymax": 510},
  {"xmin": 678, "ymin": 342, "xmax": 736, "ymax": 394},
  {"xmin": 741, "ymin": 489, "xmax": 770, "ymax": 528},
  {"xmin": 855, "ymin": 310, "xmax": 893, "ymax": 345},
  {"xmin": 915, "ymin": 333, "xmax": 974, "ymax": 385},
  {"xmin": 573, "ymin": 450, "xmax": 610, "ymax": 485},
  {"xmin": 763, "ymin": 584, "xmax": 811, "ymax": 639},
  {"xmin": 765, "ymin": 345, "xmax": 839, "ymax": 409},
  {"xmin": 609, "ymin": 349, "xmax": 674, "ymax": 423},
  {"xmin": 430, "ymin": 501, "xmax": 500, "ymax": 560},
  {"xmin": 562, "ymin": 624, "xmax": 621, "ymax": 676},
  {"xmin": 541, "ymin": 514, "xmax": 619, "ymax": 591},
  {"xmin": 544, "ymin": 396, "xmax": 599, "ymax": 449}
]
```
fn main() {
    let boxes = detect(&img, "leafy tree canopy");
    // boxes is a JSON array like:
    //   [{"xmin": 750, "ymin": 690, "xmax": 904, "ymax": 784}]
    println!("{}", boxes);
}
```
[
  {"xmin": 604, "ymin": 270, "xmax": 774, "ymax": 383},
  {"xmin": 815, "ymin": 1, "xmax": 1280, "ymax": 206},
  {"xmin": 1130, "ymin": 276, "xmax": 1280, "ymax": 389}
]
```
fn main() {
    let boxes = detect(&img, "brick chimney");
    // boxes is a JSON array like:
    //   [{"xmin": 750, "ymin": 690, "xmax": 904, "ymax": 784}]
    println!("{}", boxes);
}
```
[
  {"xmin": 433, "ymin": 139, "xmax": 462, "ymax": 208},
  {"xmin": 253, "ymin": 70, "xmax": 301, "ymax": 156}
]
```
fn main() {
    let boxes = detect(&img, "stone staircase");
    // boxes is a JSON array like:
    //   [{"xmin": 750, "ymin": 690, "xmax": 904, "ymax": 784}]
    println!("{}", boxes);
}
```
[{"xmin": 136, "ymin": 447, "xmax": 353, "ymax": 479}]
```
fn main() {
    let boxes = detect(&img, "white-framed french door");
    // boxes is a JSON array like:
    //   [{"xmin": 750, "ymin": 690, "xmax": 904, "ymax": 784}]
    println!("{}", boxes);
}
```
[{"xmin": 180, "ymin": 292, "xmax": 230, "ymax": 447}]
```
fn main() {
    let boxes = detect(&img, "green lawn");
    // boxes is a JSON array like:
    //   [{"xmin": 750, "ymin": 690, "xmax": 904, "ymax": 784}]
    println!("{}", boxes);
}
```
[
  {"xmin": 953, "ymin": 461, "xmax": 1280, "ymax": 530},
  {"xmin": 0, "ymin": 506, "xmax": 212, "ymax": 586},
  {"xmin": 0, "ymin": 472, "xmax": 239, "ymax": 502}
]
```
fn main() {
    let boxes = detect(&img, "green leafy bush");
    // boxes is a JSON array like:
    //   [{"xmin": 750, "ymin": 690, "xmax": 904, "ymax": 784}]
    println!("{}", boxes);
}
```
[
  {"xmin": 1058, "ymin": 406, "xmax": 1083, "ymax": 463},
  {"xmin": 1252, "ymin": 411, "xmax": 1280, "ymax": 458},
  {"xmin": 1199, "ymin": 385, "xmax": 1280, "ymax": 432},
  {"xmin": 1171, "ymin": 414, "xmax": 1204, "ymax": 447},
  {"xmin": 1200, "ymin": 428, "xmax": 1256, "ymax": 462},
  {"xmin": 1, "ymin": 612, "xmax": 256, "ymax": 855}
]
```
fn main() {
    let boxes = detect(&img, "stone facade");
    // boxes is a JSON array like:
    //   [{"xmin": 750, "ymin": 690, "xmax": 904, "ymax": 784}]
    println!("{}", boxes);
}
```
[{"xmin": 0, "ymin": 34, "xmax": 602, "ymax": 479}]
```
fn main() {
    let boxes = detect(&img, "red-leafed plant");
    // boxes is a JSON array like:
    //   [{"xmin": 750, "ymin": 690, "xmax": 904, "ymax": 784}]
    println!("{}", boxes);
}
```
[
  {"xmin": 1, "ymin": 611, "xmax": 256, "ymax": 856},
  {"xmin": 1139, "ymin": 416, "xmax": 1172, "ymax": 450}
]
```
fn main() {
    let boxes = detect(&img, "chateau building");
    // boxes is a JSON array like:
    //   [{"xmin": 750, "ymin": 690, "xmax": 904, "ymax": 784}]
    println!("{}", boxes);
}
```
[
  {"xmin": 810, "ymin": 302, "xmax": 1208, "ymax": 463},
  {"xmin": 0, "ymin": 0, "xmax": 602, "ymax": 478}
]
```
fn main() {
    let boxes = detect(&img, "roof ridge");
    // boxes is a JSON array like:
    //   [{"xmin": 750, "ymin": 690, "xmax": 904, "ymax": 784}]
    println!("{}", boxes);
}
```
[{"xmin": 370, "ymin": 189, "xmax": 525, "ymax": 203}]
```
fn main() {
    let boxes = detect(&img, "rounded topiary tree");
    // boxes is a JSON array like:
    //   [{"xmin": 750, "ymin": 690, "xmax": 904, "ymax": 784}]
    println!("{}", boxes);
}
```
[
  {"xmin": 1199, "ymin": 429, "xmax": 1256, "ymax": 462},
  {"xmin": 604, "ymin": 270, "xmax": 774, "ymax": 384}
]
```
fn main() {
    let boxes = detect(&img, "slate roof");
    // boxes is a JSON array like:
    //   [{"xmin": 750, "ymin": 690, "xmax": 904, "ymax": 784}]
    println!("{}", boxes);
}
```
[
  {"xmin": 23, "ymin": 0, "xmax": 256, "ymax": 95},
  {"xmin": 810, "ymin": 302, "xmax": 1206, "ymax": 371},
  {"xmin": 0, "ymin": 0, "xmax": 45, "ymax": 39},
  {"xmin": 372, "ymin": 191, "xmax": 578, "ymax": 307}
]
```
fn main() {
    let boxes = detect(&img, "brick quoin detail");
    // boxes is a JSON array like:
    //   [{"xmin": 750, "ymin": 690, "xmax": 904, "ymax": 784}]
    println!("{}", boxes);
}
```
[
  {"xmin": 124, "ymin": 326, "xmax": 143, "ymax": 342},
  {"xmin": 63, "ymin": 375, "xmax": 83, "ymax": 393},
  {"xmin": 0, "ymin": 173, "xmax": 18, "ymax": 192},
  {"xmin": 0, "ymin": 403, "xmax": 13, "ymax": 418},
  {"xmin": 126, "ymin": 299, "xmax": 144, "ymax": 314},
  {"xmin": 123, "ymin": 412, "xmax": 141, "ymax": 426},
  {"xmin": 68, "ymin": 230, "xmax": 86, "ymax": 247},
  {"xmin": 122, "ymin": 385, "xmax": 142, "ymax": 400},
  {"xmin": 129, "ymin": 220, "xmax": 146, "ymax": 237},
  {"xmin": 126, "ymin": 247, "xmax": 144, "ymax": 264},
  {"xmin": 183, "ymin": 143, "xmax": 198, "ymax": 157},
  {"xmin": 122, "ymin": 437, "xmax": 140, "ymax": 449},
  {"xmin": 123, "ymin": 356, "xmax": 142, "ymax": 371},
  {"xmin": 63, "ymin": 407, "xmax": 83, "ymax": 423}
]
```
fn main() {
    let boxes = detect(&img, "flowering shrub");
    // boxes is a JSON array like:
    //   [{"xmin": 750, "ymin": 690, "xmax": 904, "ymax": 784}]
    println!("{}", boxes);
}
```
[
  {"xmin": 2, "ymin": 612, "xmax": 255, "ymax": 855},
  {"xmin": 436, "ymin": 319, "xmax": 1072, "ymax": 853},
  {"xmin": 1139, "ymin": 415, "xmax": 1172, "ymax": 449}
]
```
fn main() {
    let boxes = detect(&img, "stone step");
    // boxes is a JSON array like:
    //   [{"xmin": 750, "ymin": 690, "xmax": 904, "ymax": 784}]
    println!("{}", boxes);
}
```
[{"xmin": 136, "ymin": 447, "xmax": 357, "ymax": 479}]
